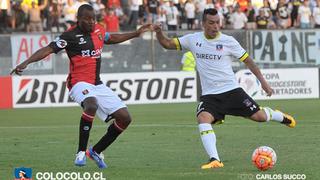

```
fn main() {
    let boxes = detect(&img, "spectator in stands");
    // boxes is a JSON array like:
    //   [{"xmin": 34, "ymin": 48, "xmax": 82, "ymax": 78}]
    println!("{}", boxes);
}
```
[
  {"xmin": 297, "ymin": 0, "xmax": 312, "ymax": 28},
  {"xmin": 113, "ymin": 4, "xmax": 127, "ymax": 29},
  {"xmin": 214, "ymin": 2, "xmax": 225, "ymax": 28},
  {"xmin": 230, "ymin": 6, "xmax": 247, "ymax": 29},
  {"xmin": 216, "ymin": 0, "xmax": 229, "ymax": 28},
  {"xmin": 256, "ymin": 8, "xmax": 269, "ymax": 28},
  {"xmin": 146, "ymin": 0, "xmax": 159, "ymax": 23},
  {"xmin": 27, "ymin": 0, "xmax": 48, "ymax": 32},
  {"xmin": 128, "ymin": 0, "xmax": 139, "ymax": 29},
  {"xmin": 246, "ymin": 1, "xmax": 256, "ymax": 29},
  {"xmin": 74, "ymin": 0, "xmax": 89, "ymax": 11},
  {"xmin": 313, "ymin": 0, "xmax": 320, "ymax": 28},
  {"xmin": 63, "ymin": 0, "xmax": 77, "ymax": 29},
  {"xmin": 137, "ymin": 0, "xmax": 145, "ymax": 25},
  {"xmin": 276, "ymin": 0, "xmax": 291, "ymax": 29},
  {"xmin": 224, "ymin": 5, "xmax": 233, "ymax": 29},
  {"xmin": 176, "ymin": 0, "xmax": 185, "ymax": 29},
  {"xmin": 157, "ymin": 0, "xmax": 167, "ymax": 30},
  {"xmin": 166, "ymin": 0, "xmax": 179, "ymax": 30},
  {"xmin": 92, "ymin": 0, "xmax": 105, "ymax": 21},
  {"xmin": 107, "ymin": 0, "xmax": 121, "ymax": 9},
  {"xmin": 260, "ymin": 0, "xmax": 276, "ymax": 28},
  {"xmin": 269, "ymin": 0, "xmax": 279, "ymax": 25},
  {"xmin": 290, "ymin": 0, "xmax": 302, "ymax": 27},
  {"xmin": 21, "ymin": 0, "xmax": 38, "ymax": 12},
  {"xmin": 237, "ymin": 0, "xmax": 248, "ymax": 12},
  {"xmin": 195, "ymin": 0, "xmax": 207, "ymax": 29},
  {"xmin": 0, "ymin": 0, "xmax": 11, "ymax": 33},
  {"xmin": 48, "ymin": 0, "xmax": 62, "ymax": 32},
  {"xmin": 185, "ymin": 0, "xmax": 196, "ymax": 30},
  {"xmin": 104, "ymin": 8, "xmax": 120, "ymax": 32}
]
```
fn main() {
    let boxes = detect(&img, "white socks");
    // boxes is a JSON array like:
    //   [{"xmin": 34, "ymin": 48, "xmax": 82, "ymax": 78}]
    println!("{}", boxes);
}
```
[
  {"xmin": 198, "ymin": 123, "xmax": 220, "ymax": 161},
  {"xmin": 263, "ymin": 107, "xmax": 284, "ymax": 122}
]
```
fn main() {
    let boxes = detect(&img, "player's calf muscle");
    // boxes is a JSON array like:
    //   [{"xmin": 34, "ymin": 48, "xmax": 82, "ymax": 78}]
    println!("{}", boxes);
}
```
[{"xmin": 250, "ymin": 110, "xmax": 267, "ymax": 122}]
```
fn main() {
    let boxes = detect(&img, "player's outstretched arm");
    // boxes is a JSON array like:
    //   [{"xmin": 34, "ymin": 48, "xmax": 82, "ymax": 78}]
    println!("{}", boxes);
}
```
[
  {"xmin": 243, "ymin": 56, "xmax": 273, "ymax": 96},
  {"xmin": 10, "ymin": 45, "xmax": 54, "ymax": 75},
  {"xmin": 105, "ymin": 24, "xmax": 152, "ymax": 44},
  {"xmin": 152, "ymin": 24, "xmax": 178, "ymax": 50}
]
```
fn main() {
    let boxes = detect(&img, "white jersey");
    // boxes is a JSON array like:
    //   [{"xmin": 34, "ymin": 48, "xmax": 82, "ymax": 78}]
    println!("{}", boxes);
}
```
[{"xmin": 177, "ymin": 32, "xmax": 249, "ymax": 95}]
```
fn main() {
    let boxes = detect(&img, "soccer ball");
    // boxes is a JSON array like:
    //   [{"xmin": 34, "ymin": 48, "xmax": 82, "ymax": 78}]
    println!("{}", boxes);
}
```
[{"xmin": 252, "ymin": 146, "xmax": 277, "ymax": 171}]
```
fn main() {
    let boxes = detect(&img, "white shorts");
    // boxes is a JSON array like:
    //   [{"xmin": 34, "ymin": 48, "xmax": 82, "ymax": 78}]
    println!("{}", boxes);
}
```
[{"xmin": 69, "ymin": 82, "xmax": 127, "ymax": 122}]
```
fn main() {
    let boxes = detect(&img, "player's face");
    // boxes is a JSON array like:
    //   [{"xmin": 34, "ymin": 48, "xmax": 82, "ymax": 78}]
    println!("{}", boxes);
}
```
[
  {"xmin": 78, "ymin": 10, "xmax": 96, "ymax": 33},
  {"xmin": 203, "ymin": 14, "xmax": 220, "ymax": 39}
]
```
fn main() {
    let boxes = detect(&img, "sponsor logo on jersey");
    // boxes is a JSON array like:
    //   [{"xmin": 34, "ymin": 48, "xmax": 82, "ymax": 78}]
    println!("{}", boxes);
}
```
[
  {"xmin": 195, "ymin": 53, "xmax": 222, "ymax": 60},
  {"xmin": 79, "ymin": 37, "xmax": 87, "ymax": 45},
  {"xmin": 76, "ymin": 34, "xmax": 84, "ymax": 37},
  {"xmin": 196, "ymin": 42, "xmax": 202, "ymax": 47},
  {"xmin": 81, "ymin": 48, "xmax": 103, "ymax": 58}
]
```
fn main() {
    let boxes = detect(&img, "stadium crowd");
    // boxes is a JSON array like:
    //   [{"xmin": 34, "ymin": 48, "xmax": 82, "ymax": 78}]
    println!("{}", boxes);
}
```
[{"xmin": 0, "ymin": 0, "xmax": 319, "ymax": 33}]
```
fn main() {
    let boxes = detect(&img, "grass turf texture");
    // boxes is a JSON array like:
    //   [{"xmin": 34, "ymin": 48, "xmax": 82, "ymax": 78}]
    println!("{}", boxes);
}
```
[{"xmin": 0, "ymin": 99, "xmax": 319, "ymax": 180}]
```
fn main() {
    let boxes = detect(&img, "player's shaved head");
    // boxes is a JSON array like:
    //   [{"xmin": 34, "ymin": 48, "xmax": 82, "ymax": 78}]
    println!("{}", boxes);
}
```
[
  {"xmin": 77, "ymin": 4, "xmax": 95, "ymax": 33},
  {"xmin": 202, "ymin": 8, "xmax": 218, "ymax": 22},
  {"xmin": 77, "ymin": 4, "xmax": 94, "ymax": 18}
]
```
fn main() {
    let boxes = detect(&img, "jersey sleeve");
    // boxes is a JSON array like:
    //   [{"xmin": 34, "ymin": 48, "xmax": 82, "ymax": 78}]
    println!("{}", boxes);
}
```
[
  {"xmin": 229, "ymin": 37, "xmax": 249, "ymax": 62},
  {"xmin": 48, "ymin": 32, "xmax": 69, "ymax": 54},
  {"xmin": 177, "ymin": 34, "xmax": 193, "ymax": 51}
]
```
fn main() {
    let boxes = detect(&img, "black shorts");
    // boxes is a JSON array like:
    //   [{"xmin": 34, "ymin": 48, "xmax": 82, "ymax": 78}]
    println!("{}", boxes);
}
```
[{"xmin": 196, "ymin": 88, "xmax": 260, "ymax": 121}]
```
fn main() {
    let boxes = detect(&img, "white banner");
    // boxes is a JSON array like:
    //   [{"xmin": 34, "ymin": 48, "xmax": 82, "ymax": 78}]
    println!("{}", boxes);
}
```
[
  {"xmin": 251, "ymin": 30, "xmax": 320, "ymax": 64},
  {"xmin": 12, "ymin": 72, "xmax": 197, "ymax": 108},
  {"xmin": 10, "ymin": 34, "xmax": 53, "ymax": 70},
  {"xmin": 236, "ymin": 68, "xmax": 319, "ymax": 100}
]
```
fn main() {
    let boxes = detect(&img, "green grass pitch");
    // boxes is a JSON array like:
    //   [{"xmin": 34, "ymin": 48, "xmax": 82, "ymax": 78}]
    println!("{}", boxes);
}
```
[{"xmin": 1, "ymin": 99, "xmax": 319, "ymax": 180}]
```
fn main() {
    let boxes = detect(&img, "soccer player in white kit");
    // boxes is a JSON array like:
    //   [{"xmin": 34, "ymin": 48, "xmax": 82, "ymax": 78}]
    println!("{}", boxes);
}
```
[{"xmin": 152, "ymin": 8, "xmax": 296, "ymax": 169}]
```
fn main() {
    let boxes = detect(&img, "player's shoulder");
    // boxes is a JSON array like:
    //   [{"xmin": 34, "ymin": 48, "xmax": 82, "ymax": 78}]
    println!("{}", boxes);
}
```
[
  {"xmin": 181, "ymin": 32, "xmax": 203, "ymax": 39},
  {"xmin": 59, "ymin": 25, "xmax": 78, "ymax": 39},
  {"xmin": 219, "ymin": 33, "xmax": 239, "ymax": 44},
  {"xmin": 94, "ymin": 24, "xmax": 106, "ymax": 33}
]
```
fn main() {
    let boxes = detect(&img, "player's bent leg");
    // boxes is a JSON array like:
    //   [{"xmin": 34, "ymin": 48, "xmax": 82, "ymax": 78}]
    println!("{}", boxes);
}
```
[
  {"xmin": 249, "ymin": 110, "xmax": 268, "ymax": 122},
  {"xmin": 86, "ymin": 147, "xmax": 107, "ymax": 169},
  {"xmin": 201, "ymin": 157, "xmax": 224, "ymax": 169},
  {"xmin": 276, "ymin": 110, "xmax": 296, "ymax": 128},
  {"xmin": 75, "ymin": 97, "xmax": 98, "ymax": 166},
  {"xmin": 197, "ymin": 112, "xmax": 223, "ymax": 169},
  {"xmin": 250, "ymin": 108, "xmax": 296, "ymax": 128},
  {"xmin": 88, "ymin": 108, "xmax": 132, "ymax": 168}
]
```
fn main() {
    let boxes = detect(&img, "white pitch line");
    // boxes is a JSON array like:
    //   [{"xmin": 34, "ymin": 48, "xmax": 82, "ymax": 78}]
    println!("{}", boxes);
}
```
[
  {"xmin": 0, "ymin": 123, "xmax": 317, "ymax": 129},
  {"xmin": 0, "ymin": 124, "xmax": 196, "ymax": 129}
]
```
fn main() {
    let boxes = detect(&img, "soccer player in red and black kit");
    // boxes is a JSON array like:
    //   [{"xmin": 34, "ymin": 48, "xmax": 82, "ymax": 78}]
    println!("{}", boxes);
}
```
[{"xmin": 11, "ymin": 4, "xmax": 151, "ymax": 169}]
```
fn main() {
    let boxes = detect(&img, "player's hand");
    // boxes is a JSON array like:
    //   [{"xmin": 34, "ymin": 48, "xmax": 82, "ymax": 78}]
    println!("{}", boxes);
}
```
[
  {"xmin": 151, "ymin": 24, "xmax": 162, "ymax": 33},
  {"xmin": 10, "ymin": 62, "xmax": 28, "ymax": 76},
  {"xmin": 262, "ymin": 83, "xmax": 273, "ymax": 97},
  {"xmin": 136, "ymin": 24, "xmax": 152, "ymax": 36}
]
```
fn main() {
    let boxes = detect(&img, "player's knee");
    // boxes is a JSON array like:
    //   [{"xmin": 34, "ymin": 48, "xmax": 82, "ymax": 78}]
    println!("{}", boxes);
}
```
[
  {"xmin": 119, "ymin": 113, "xmax": 132, "ymax": 127},
  {"xmin": 83, "ymin": 97, "xmax": 98, "ymax": 114},
  {"xmin": 113, "ymin": 108, "xmax": 132, "ymax": 130},
  {"xmin": 84, "ymin": 104, "xmax": 98, "ymax": 114},
  {"xmin": 197, "ymin": 112, "xmax": 214, "ymax": 124}
]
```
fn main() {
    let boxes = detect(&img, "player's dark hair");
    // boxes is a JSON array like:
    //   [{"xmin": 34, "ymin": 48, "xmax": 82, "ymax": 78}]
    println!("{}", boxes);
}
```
[
  {"xmin": 202, "ymin": 8, "xmax": 218, "ymax": 22},
  {"xmin": 77, "ymin": 4, "xmax": 94, "ymax": 18}
]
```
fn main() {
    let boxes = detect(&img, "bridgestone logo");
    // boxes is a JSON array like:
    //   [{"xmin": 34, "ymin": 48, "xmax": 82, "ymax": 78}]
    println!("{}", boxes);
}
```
[{"xmin": 13, "ymin": 72, "xmax": 197, "ymax": 108}]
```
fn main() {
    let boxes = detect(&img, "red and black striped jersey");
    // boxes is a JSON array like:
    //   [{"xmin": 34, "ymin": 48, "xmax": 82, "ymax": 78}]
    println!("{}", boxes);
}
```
[{"xmin": 49, "ymin": 23, "xmax": 110, "ymax": 89}]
